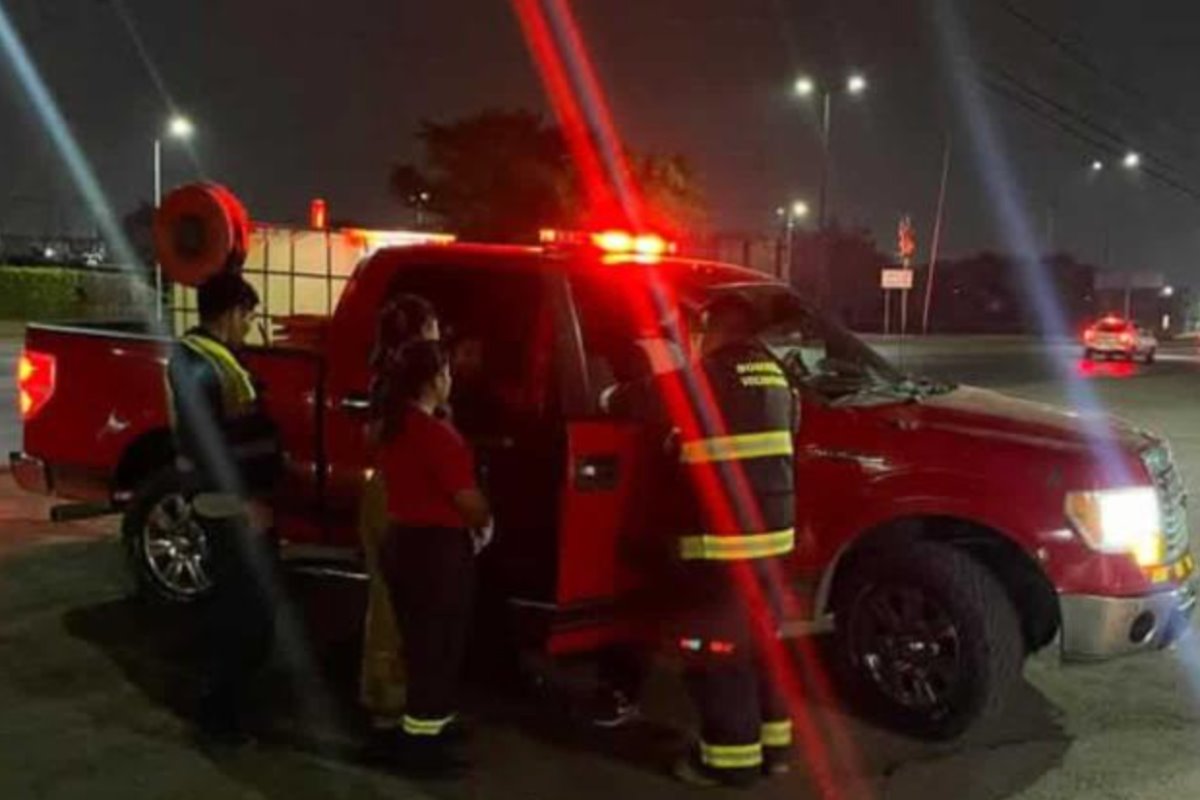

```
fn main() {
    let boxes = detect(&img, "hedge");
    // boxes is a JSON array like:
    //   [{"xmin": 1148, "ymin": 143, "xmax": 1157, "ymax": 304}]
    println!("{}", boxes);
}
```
[{"xmin": 0, "ymin": 265, "xmax": 155, "ymax": 321}]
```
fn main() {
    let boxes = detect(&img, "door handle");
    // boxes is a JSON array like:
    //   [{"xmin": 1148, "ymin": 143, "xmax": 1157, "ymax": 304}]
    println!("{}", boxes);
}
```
[
  {"xmin": 473, "ymin": 435, "xmax": 516, "ymax": 450},
  {"xmin": 339, "ymin": 395, "xmax": 371, "ymax": 413},
  {"xmin": 575, "ymin": 455, "xmax": 619, "ymax": 491}
]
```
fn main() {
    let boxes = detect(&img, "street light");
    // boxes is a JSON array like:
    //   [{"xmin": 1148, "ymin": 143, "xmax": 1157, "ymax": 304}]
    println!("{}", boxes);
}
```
[
  {"xmin": 1088, "ymin": 152, "xmax": 1143, "ymax": 275},
  {"xmin": 794, "ymin": 76, "xmax": 816, "ymax": 98},
  {"xmin": 154, "ymin": 113, "xmax": 196, "ymax": 321},
  {"xmin": 792, "ymin": 71, "xmax": 867, "ymax": 229},
  {"xmin": 155, "ymin": 114, "xmax": 195, "ymax": 206},
  {"xmin": 167, "ymin": 115, "xmax": 195, "ymax": 140},
  {"xmin": 775, "ymin": 198, "xmax": 812, "ymax": 283}
]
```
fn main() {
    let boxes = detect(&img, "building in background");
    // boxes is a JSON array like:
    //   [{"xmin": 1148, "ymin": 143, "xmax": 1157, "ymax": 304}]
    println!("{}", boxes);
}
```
[
  {"xmin": 690, "ymin": 232, "xmax": 781, "ymax": 277},
  {"xmin": 171, "ymin": 222, "xmax": 453, "ymax": 345}
]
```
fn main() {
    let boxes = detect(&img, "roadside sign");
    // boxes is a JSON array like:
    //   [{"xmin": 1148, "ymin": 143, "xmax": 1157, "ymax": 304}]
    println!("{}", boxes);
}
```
[{"xmin": 881, "ymin": 268, "xmax": 914, "ymax": 290}]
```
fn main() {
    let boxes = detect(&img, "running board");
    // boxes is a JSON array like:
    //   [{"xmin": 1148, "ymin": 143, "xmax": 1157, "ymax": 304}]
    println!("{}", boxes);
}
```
[
  {"xmin": 278, "ymin": 543, "xmax": 366, "ymax": 582},
  {"xmin": 50, "ymin": 501, "xmax": 119, "ymax": 523},
  {"xmin": 778, "ymin": 615, "xmax": 835, "ymax": 638}
]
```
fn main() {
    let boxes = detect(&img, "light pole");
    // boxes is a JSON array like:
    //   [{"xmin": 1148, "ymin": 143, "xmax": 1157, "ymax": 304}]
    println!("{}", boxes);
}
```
[
  {"xmin": 153, "ymin": 114, "xmax": 194, "ymax": 321},
  {"xmin": 775, "ymin": 200, "xmax": 810, "ymax": 283},
  {"xmin": 793, "ymin": 71, "xmax": 867, "ymax": 229},
  {"xmin": 1088, "ymin": 152, "xmax": 1141, "ymax": 317},
  {"xmin": 1099, "ymin": 151, "xmax": 1140, "ymax": 268}
]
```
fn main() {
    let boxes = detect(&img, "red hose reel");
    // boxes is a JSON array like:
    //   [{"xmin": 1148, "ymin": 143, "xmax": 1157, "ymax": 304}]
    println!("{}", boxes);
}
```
[{"xmin": 152, "ymin": 182, "xmax": 251, "ymax": 287}]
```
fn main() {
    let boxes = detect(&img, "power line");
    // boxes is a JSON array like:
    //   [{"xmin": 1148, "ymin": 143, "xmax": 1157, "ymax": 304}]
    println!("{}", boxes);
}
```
[
  {"xmin": 985, "ymin": 65, "xmax": 1130, "ymax": 153},
  {"xmin": 992, "ymin": 0, "xmax": 1137, "ymax": 99},
  {"xmin": 983, "ymin": 63, "xmax": 1200, "ymax": 199},
  {"xmin": 989, "ymin": 0, "xmax": 1200, "ymax": 158},
  {"xmin": 978, "ymin": 72, "xmax": 1200, "ymax": 204}
]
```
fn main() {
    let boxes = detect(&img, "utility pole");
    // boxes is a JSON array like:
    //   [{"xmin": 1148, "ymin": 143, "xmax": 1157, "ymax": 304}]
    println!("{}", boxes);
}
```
[
  {"xmin": 922, "ymin": 137, "xmax": 951, "ymax": 334},
  {"xmin": 153, "ymin": 138, "xmax": 162, "ymax": 321},
  {"xmin": 817, "ymin": 90, "xmax": 832, "ymax": 229}
]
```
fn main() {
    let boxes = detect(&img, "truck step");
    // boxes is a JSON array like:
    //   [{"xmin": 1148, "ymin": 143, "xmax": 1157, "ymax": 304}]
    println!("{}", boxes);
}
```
[{"xmin": 49, "ymin": 502, "xmax": 119, "ymax": 523}]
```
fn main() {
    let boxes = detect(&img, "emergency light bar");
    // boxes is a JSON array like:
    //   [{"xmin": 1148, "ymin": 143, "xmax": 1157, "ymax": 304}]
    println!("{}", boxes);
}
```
[{"xmin": 539, "ymin": 228, "xmax": 677, "ymax": 258}]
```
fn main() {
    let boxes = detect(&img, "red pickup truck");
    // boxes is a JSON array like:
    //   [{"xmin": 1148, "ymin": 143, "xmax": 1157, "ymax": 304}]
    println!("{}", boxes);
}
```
[{"xmin": 12, "ymin": 233, "xmax": 1194, "ymax": 739}]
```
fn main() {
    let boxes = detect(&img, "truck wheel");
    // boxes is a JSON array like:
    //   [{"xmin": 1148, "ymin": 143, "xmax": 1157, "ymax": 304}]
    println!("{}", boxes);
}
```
[
  {"xmin": 832, "ymin": 541, "xmax": 1024, "ymax": 740},
  {"xmin": 122, "ymin": 468, "xmax": 215, "ymax": 604},
  {"xmin": 1145, "ymin": 349, "xmax": 1157, "ymax": 365}
]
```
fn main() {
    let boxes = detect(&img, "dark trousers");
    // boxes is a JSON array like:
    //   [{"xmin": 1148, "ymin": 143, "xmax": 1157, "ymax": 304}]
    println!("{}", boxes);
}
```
[
  {"xmin": 673, "ymin": 561, "xmax": 793, "ymax": 783},
  {"xmin": 380, "ymin": 525, "xmax": 475, "ymax": 739},
  {"xmin": 198, "ymin": 517, "xmax": 276, "ymax": 733},
  {"xmin": 682, "ymin": 647, "xmax": 791, "ymax": 780}
]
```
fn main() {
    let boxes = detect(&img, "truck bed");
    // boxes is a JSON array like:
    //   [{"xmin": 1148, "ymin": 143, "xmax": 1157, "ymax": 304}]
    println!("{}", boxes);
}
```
[{"xmin": 15, "ymin": 322, "xmax": 326, "ymax": 535}]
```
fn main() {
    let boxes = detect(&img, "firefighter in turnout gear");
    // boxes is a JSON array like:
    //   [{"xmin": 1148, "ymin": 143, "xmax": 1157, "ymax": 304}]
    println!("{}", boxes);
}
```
[
  {"xmin": 165, "ymin": 271, "xmax": 281, "ymax": 744},
  {"xmin": 605, "ymin": 293, "xmax": 797, "ymax": 788}
]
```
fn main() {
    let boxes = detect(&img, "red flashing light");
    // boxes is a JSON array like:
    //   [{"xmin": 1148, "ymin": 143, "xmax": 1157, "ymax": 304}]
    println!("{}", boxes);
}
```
[
  {"xmin": 592, "ymin": 230, "xmax": 635, "ymax": 253},
  {"xmin": 17, "ymin": 350, "xmax": 56, "ymax": 421},
  {"xmin": 541, "ymin": 228, "xmax": 677, "ymax": 258},
  {"xmin": 592, "ymin": 230, "xmax": 673, "ymax": 256},
  {"xmin": 310, "ymin": 198, "xmax": 328, "ymax": 230},
  {"xmin": 632, "ymin": 234, "xmax": 669, "ymax": 257}
]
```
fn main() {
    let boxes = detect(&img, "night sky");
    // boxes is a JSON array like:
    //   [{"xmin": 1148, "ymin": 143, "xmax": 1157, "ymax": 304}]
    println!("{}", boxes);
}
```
[{"xmin": 2, "ymin": 0, "xmax": 1199, "ymax": 283}]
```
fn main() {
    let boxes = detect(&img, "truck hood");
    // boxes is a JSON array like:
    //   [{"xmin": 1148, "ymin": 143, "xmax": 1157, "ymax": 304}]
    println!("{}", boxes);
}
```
[{"xmin": 896, "ymin": 385, "xmax": 1152, "ymax": 452}]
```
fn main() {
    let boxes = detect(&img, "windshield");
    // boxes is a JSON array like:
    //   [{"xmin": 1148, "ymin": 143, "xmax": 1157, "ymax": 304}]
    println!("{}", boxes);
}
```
[
  {"xmin": 741, "ymin": 285, "xmax": 901, "ymax": 386},
  {"xmin": 571, "ymin": 264, "xmax": 952, "ymax": 406},
  {"xmin": 710, "ymin": 284, "xmax": 953, "ymax": 404}
]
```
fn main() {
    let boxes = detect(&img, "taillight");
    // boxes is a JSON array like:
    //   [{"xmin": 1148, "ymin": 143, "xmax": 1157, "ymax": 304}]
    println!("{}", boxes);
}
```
[{"xmin": 17, "ymin": 350, "xmax": 56, "ymax": 421}]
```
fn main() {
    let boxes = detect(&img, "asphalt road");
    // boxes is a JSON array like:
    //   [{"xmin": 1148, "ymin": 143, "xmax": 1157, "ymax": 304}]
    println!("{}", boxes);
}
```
[{"xmin": 2, "ymin": 336, "xmax": 1200, "ymax": 799}]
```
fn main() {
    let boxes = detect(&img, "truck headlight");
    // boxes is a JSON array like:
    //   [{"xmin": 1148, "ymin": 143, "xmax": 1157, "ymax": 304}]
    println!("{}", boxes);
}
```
[{"xmin": 1065, "ymin": 487, "xmax": 1165, "ymax": 567}]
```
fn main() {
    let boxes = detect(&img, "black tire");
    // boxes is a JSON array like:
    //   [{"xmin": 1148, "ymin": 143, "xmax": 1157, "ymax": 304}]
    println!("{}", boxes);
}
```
[
  {"xmin": 122, "ymin": 467, "xmax": 215, "ymax": 605},
  {"xmin": 832, "ymin": 541, "xmax": 1024, "ymax": 740},
  {"xmin": 1145, "ymin": 349, "xmax": 1157, "ymax": 365}
]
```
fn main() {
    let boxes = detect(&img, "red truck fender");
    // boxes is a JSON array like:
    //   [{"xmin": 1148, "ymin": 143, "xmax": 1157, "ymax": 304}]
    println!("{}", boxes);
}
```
[{"xmin": 809, "ymin": 467, "xmax": 1056, "ymax": 630}]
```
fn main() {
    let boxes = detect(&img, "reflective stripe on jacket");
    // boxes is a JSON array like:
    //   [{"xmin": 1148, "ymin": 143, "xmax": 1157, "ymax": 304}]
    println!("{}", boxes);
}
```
[{"xmin": 675, "ymin": 343, "xmax": 797, "ymax": 562}]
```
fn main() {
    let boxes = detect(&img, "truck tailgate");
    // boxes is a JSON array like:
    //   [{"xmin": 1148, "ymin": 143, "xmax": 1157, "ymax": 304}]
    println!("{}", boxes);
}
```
[
  {"xmin": 18, "ymin": 324, "xmax": 325, "ymax": 528},
  {"xmin": 21, "ymin": 325, "xmax": 169, "ymax": 491}
]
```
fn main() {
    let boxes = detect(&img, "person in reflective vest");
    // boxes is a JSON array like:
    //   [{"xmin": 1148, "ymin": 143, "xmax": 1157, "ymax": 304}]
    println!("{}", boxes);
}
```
[
  {"xmin": 167, "ymin": 272, "xmax": 279, "ymax": 494},
  {"xmin": 165, "ymin": 271, "xmax": 281, "ymax": 744},
  {"xmin": 605, "ymin": 293, "xmax": 797, "ymax": 788}
]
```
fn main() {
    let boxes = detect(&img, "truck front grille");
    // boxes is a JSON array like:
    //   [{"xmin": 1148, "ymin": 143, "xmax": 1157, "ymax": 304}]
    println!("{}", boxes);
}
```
[{"xmin": 1142, "ymin": 444, "xmax": 1189, "ymax": 563}]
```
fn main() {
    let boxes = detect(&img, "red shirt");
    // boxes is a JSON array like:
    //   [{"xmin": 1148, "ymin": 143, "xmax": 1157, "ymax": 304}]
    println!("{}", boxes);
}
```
[{"xmin": 377, "ymin": 406, "xmax": 477, "ymax": 528}]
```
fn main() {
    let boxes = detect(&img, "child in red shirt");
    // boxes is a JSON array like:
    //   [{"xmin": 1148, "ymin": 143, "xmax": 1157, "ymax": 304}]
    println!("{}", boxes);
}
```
[
  {"xmin": 374, "ymin": 340, "xmax": 492, "ymax": 776},
  {"xmin": 360, "ymin": 293, "xmax": 440, "ymax": 731}
]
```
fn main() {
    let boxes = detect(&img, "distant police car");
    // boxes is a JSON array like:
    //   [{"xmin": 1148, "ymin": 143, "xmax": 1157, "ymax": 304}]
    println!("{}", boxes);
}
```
[{"xmin": 1084, "ymin": 316, "xmax": 1158, "ymax": 363}]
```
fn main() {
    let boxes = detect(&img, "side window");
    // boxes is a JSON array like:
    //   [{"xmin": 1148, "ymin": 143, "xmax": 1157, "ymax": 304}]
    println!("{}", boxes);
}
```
[
  {"xmin": 569, "ymin": 275, "xmax": 666, "ymax": 405},
  {"xmin": 382, "ymin": 266, "xmax": 553, "ymax": 428}
]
